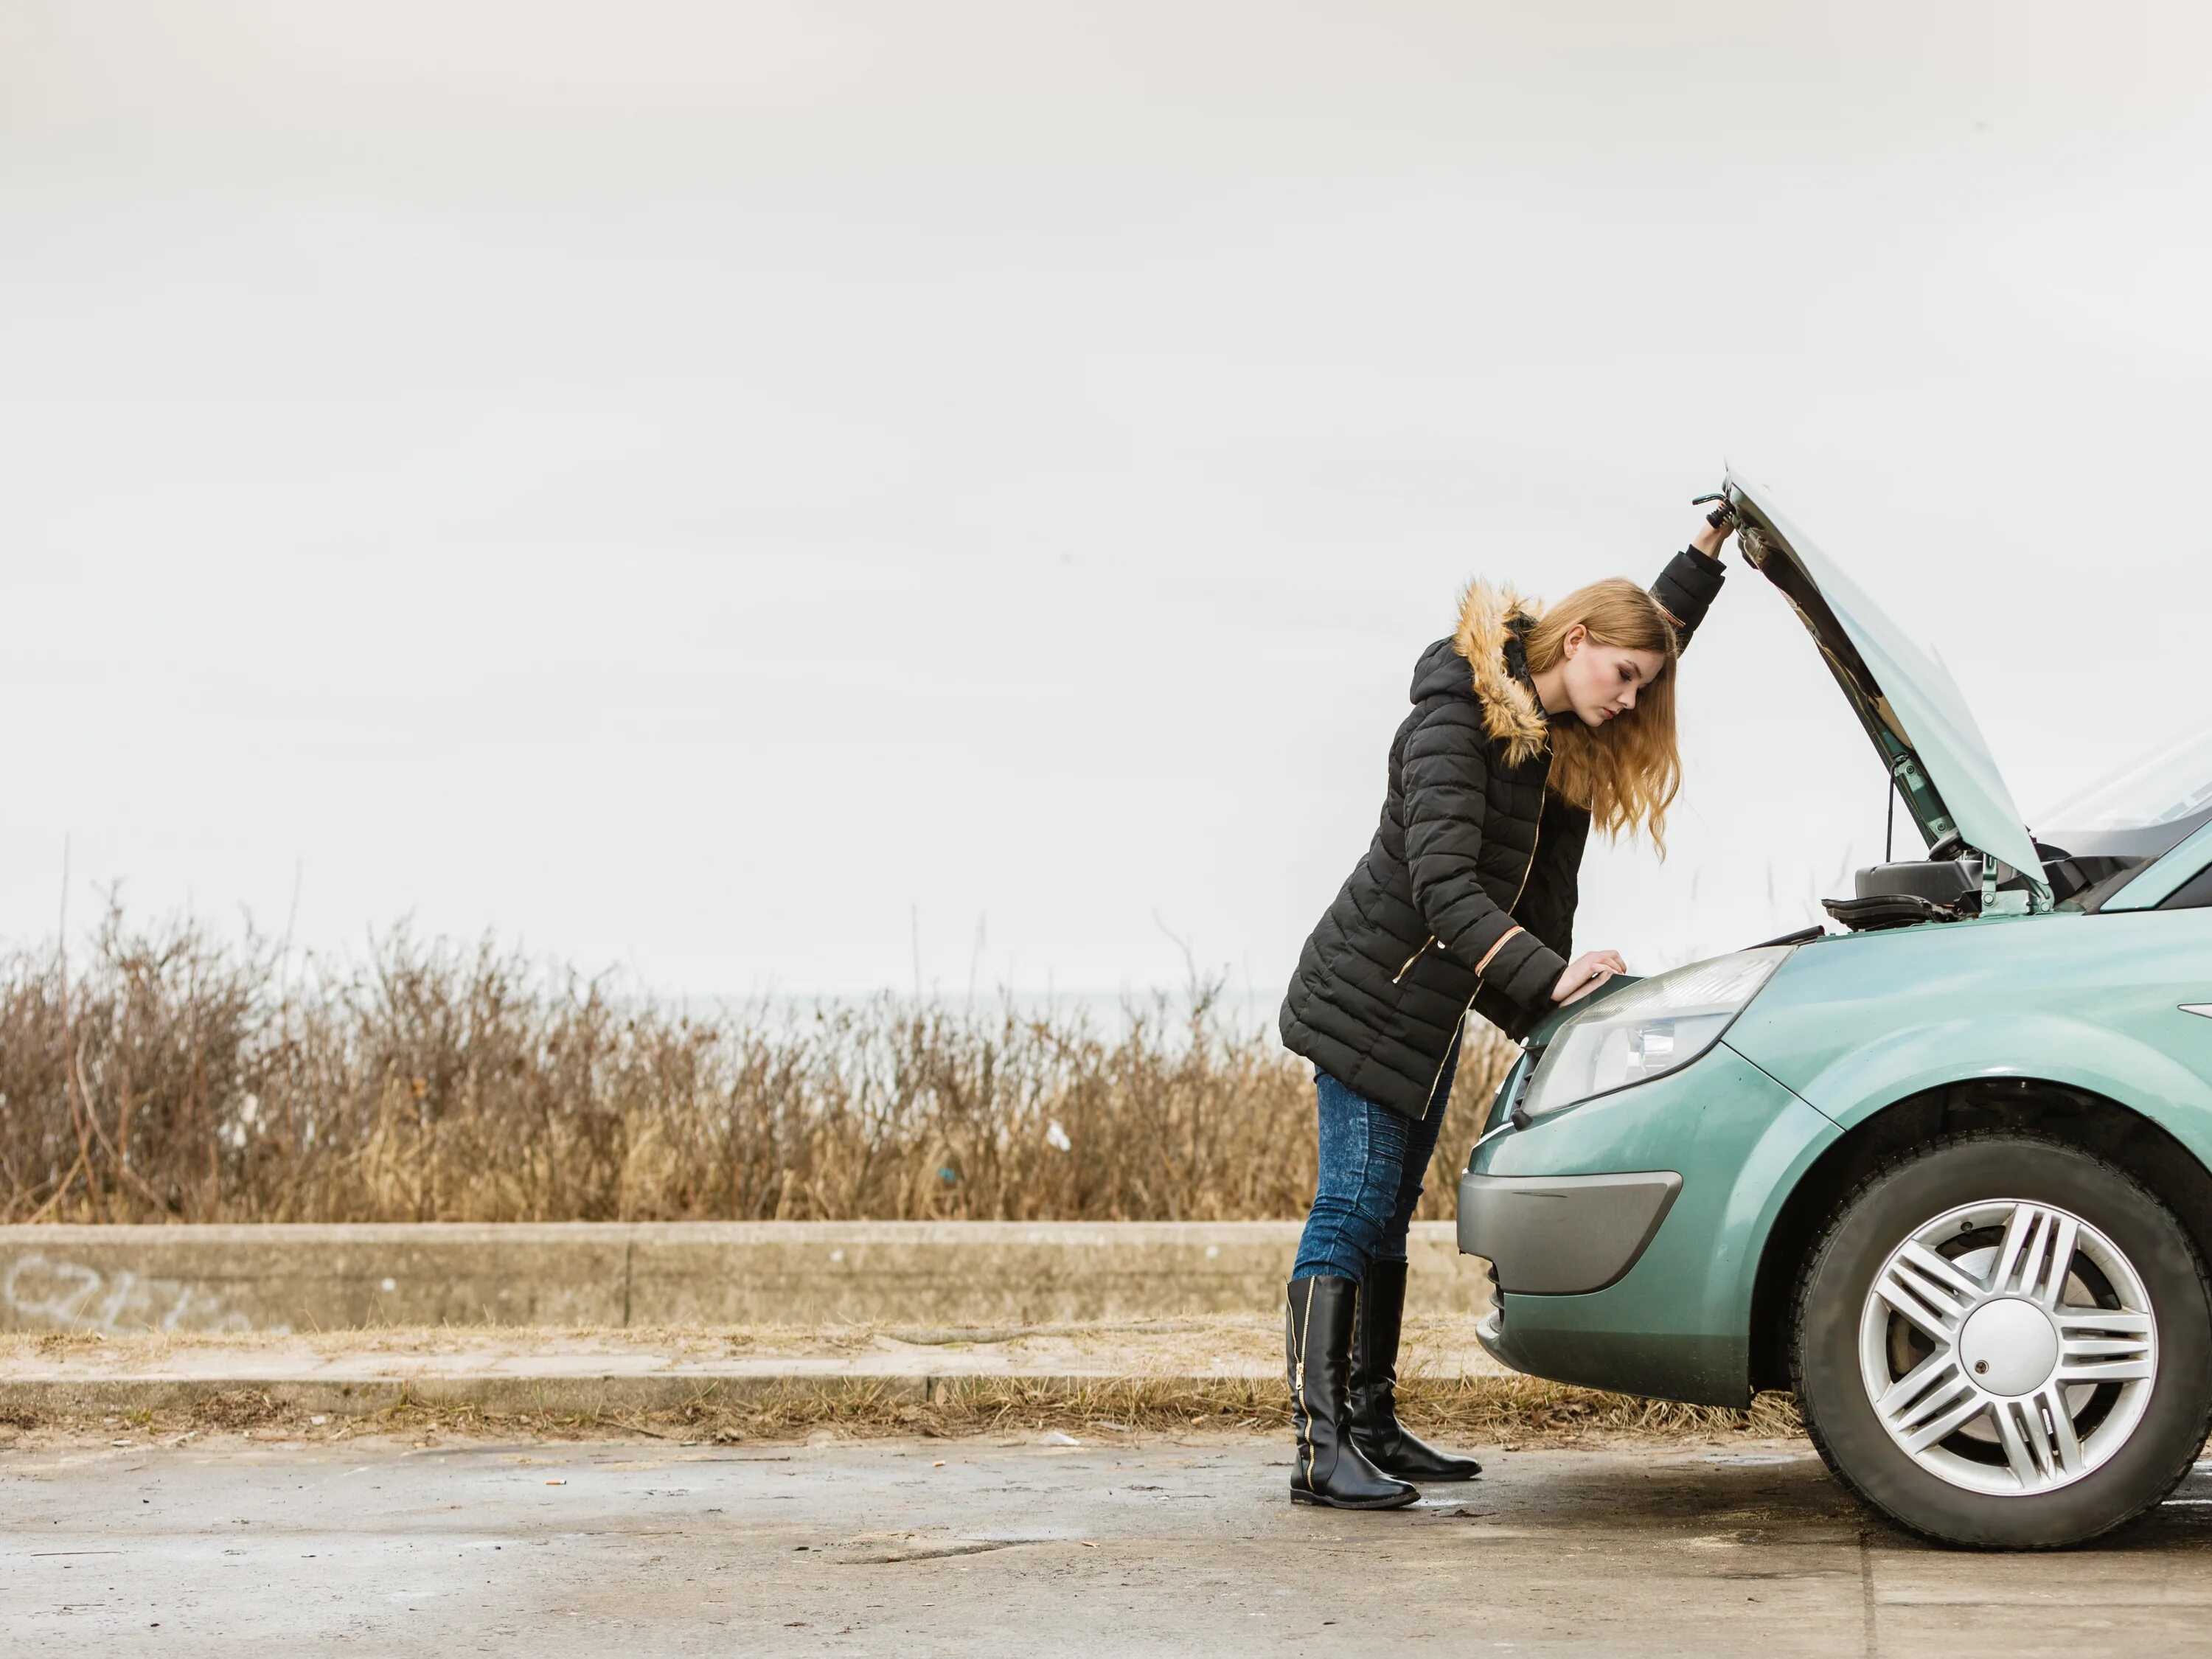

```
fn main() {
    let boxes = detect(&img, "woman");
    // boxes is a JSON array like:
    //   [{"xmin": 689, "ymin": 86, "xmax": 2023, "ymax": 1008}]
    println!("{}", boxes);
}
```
[{"xmin": 1276, "ymin": 502, "xmax": 1737, "ymax": 1509}]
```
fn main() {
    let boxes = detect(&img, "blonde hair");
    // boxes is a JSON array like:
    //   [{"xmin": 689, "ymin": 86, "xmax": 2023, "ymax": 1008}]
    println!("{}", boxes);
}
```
[{"xmin": 1523, "ymin": 577, "xmax": 1683, "ymax": 852}]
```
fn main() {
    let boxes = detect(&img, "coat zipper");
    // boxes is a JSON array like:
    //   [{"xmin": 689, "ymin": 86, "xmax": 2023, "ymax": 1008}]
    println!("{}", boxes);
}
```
[
  {"xmin": 1391, "ymin": 936, "xmax": 1436, "ymax": 984},
  {"xmin": 1417, "ymin": 759, "xmax": 1552, "ymax": 1120}
]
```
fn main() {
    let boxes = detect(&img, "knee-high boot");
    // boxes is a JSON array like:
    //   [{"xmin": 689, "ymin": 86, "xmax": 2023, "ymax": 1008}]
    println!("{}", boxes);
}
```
[
  {"xmin": 1285, "ymin": 1276, "xmax": 1418, "ymax": 1509},
  {"xmin": 1349, "ymin": 1259, "xmax": 1483, "ymax": 1481}
]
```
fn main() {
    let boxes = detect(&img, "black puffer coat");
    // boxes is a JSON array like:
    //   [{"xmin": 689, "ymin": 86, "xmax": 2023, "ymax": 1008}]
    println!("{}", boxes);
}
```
[{"xmin": 1278, "ymin": 548, "xmax": 1726, "ymax": 1121}]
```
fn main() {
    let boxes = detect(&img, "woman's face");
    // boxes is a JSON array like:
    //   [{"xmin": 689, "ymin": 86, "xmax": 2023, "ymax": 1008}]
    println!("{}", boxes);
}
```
[{"xmin": 1559, "ymin": 626, "xmax": 1667, "ymax": 727}]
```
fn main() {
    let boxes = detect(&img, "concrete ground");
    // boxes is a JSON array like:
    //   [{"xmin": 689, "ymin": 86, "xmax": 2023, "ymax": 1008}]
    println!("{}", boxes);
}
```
[
  {"xmin": 2, "ymin": 1313, "xmax": 1500, "ymax": 1388},
  {"xmin": 7, "ymin": 1430, "xmax": 2212, "ymax": 1656}
]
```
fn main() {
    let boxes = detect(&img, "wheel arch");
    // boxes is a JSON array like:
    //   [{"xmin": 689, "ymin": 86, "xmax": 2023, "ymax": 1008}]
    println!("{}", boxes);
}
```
[{"xmin": 1745, "ymin": 1077, "xmax": 2212, "ymax": 1393}]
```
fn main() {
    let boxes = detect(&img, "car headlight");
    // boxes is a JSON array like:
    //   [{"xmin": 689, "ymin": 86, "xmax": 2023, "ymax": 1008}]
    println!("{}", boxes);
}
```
[{"xmin": 1517, "ymin": 946, "xmax": 1791, "ymax": 1121}]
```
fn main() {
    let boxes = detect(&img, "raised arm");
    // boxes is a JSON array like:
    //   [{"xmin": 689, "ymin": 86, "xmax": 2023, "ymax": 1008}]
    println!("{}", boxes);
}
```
[{"xmin": 1649, "ymin": 501, "xmax": 1736, "ymax": 649}]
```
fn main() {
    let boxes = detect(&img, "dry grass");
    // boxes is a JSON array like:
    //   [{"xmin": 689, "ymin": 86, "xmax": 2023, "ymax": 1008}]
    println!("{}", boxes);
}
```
[
  {"xmin": 0, "ymin": 1378, "xmax": 1806, "ymax": 1449},
  {"xmin": 710, "ymin": 1376, "xmax": 1807, "ymax": 1445},
  {"xmin": 0, "ymin": 904, "xmax": 1517, "ymax": 1225}
]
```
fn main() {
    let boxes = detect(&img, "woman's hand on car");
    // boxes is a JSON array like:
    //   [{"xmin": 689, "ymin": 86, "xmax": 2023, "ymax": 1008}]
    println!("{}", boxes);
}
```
[
  {"xmin": 1552, "ymin": 950, "xmax": 1627, "ymax": 1005},
  {"xmin": 1691, "ymin": 500, "xmax": 1737, "ymax": 560}
]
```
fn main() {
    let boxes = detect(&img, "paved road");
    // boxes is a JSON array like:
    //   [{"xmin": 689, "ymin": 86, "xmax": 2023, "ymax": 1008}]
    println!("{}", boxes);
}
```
[{"xmin": 6, "ymin": 1432, "xmax": 2212, "ymax": 1655}]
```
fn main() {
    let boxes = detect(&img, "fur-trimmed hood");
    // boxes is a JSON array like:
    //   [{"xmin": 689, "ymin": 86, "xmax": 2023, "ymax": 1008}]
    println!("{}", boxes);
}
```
[{"xmin": 1405, "ymin": 580, "xmax": 1553, "ymax": 768}]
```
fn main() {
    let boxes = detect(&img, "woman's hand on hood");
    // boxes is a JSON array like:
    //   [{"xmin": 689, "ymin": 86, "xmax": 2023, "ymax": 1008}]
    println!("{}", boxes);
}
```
[
  {"xmin": 1691, "ymin": 500, "xmax": 1737, "ymax": 560},
  {"xmin": 1553, "ymin": 950, "xmax": 1628, "ymax": 1005}
]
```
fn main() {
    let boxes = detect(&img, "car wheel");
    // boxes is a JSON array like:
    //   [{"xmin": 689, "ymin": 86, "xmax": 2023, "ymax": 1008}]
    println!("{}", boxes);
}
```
[{"xmin": 1792, "ymin": 1131, "xmax": 2212, "ymax": 1548}]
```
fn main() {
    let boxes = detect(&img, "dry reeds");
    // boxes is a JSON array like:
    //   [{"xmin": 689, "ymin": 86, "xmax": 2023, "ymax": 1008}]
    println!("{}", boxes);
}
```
[{"xmin": 0, "ymin": 905, "xmax": 1517, "ymax": 1225}]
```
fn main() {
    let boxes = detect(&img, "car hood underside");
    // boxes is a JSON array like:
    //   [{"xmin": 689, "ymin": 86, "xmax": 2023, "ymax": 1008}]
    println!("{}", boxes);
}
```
[{"xmin": 1722, "ymin": 472, "xmax": 2051, "ymax": 911}]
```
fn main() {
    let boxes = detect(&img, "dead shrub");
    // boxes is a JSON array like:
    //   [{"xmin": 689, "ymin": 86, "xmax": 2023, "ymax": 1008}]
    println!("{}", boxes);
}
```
[
  {"xmin": 191, "ymin": 1388, "xmax": 282, "ymax": 1428},
  {"xmin": 0, "ymin": 903, "xmax": 1516, "ymax": 1225}
]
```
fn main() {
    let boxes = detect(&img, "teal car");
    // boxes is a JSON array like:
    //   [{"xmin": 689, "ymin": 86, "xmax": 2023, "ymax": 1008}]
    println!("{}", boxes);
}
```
[{"xmin": 1457, "ymin": 473, "xmax": 2212, "ymax": 1548}]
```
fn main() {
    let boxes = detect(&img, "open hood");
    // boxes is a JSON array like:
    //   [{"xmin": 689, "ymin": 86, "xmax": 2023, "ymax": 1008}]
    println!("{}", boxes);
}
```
[{"xmin": 1724, "ymin": 471, "xmax": 2051, "ymax": 910}]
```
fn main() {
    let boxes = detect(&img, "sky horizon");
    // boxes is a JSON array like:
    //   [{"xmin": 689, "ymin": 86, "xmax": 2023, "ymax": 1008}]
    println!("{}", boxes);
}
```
[{"xmin": 4, "ymin": 1, "xmax": 2209, "ymax": 1002}]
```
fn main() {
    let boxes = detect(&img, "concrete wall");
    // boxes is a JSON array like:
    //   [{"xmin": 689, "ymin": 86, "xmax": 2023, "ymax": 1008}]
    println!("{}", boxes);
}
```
[{"xmin": 0, "ymin": 1222, "xmax": 1492, "ymax": 1334}]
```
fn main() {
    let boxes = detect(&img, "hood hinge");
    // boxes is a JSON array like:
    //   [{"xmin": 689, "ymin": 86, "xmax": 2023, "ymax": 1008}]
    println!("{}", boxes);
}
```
[{"xmin": 1980, "ymin": 854, "xmax": 2046, "ymax": 917}]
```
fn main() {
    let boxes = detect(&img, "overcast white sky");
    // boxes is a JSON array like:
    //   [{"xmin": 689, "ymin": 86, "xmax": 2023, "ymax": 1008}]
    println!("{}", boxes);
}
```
[{"xmin": 2, "ymin": 1, "xmax": 2209, "ymax": 1002}]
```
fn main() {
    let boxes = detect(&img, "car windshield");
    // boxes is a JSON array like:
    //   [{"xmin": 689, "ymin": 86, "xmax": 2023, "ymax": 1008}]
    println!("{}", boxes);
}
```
[{"xmin": 2041, "ymin": 726, "xmax": 2212, "ymax": 832}]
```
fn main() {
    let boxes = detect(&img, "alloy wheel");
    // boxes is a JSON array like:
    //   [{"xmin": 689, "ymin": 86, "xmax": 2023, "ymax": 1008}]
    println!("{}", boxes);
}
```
[{"xmin": 1857, "ymin": 1198, "xmax": 2158, "ymax": 1498}]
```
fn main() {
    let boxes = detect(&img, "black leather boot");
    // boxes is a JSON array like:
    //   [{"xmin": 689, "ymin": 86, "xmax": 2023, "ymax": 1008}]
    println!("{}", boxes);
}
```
[
  {"xmin": 1349, "ymin": 1259, "xmax": 1483, "ymax": 1481},
  {"xmin": 1286, "ymin": 1276, "xmax": 1418, "ymax": 1509}
]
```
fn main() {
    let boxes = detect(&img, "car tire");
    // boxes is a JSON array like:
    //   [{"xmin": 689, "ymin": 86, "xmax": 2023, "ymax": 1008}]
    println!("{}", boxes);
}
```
[{"xmin": 1792, "ymin": 1130, "xmax": 2212, "ymax": 1548}]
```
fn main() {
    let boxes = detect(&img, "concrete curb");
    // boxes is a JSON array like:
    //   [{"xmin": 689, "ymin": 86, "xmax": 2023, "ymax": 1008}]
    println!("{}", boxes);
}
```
[{"xmin": 0, "ymin": 1222, "xmax": 1492, "ymax": 1334}]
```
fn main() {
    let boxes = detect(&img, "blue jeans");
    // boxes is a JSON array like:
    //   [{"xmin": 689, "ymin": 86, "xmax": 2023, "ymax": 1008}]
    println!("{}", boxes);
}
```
[{"xmin": 1291, "ymin": 1029, "xmax": 1462, "ymax": 1282}]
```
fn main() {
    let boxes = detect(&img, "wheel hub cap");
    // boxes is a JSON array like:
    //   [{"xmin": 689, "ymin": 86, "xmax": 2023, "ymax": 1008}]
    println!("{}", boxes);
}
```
[
  {"xmin": 1955, "ymin": 1296, "xmax": 2060, "ymax": 1397},
  {"xmin": 1857, "ymin": 1198, "xmax": 2158, "ymax": 1498}
]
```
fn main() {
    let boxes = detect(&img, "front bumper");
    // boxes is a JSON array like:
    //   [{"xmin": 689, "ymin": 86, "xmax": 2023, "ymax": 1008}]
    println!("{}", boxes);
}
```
[
  {"xmin": 1455, "ymin": 1170, "xmax": 1681, "ymax": 1295},
  {"xmin": 1454, "ymin": 1041, "xmax": 1838, "ymax": 1405}
]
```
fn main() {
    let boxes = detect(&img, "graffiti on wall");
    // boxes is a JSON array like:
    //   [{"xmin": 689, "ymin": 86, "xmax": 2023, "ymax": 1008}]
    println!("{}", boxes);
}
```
[{"xmin": 0, "ymin": 1252, "xmax": 274, "ymax": 1335}]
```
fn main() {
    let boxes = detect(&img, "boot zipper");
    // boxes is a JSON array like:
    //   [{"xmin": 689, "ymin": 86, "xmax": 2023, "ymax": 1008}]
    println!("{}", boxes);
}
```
[
  {"xmin": 1391, "ymin": 936, "xmax": 1436, "ymax": 984},
  {"xmin": 1295, "ymin": 1279, "xmax": 1316, "ymax": 1490},
  {"xmin": 1418, "ymin": 759, "xmax": 1552, "ymax": 1120}
]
